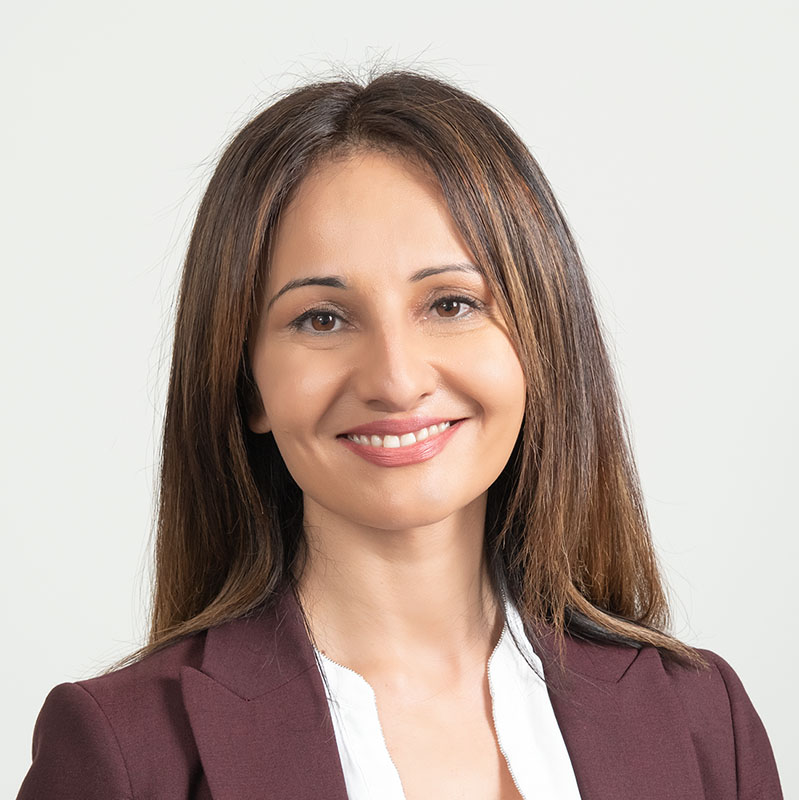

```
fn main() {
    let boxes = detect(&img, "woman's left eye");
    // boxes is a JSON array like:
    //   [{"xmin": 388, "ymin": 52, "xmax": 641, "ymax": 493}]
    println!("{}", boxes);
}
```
[{"xmin": 430, "ymin": 295, "xmax": 483, "ymax": 319}]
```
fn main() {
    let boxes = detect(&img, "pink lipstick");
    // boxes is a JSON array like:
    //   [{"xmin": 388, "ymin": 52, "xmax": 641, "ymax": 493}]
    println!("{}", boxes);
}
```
[{"xmin": 337, "ymin": 418, "xmax": 464, "ymax": 467}]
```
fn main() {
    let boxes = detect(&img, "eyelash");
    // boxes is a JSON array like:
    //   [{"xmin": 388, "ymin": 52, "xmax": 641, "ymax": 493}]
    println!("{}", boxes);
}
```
[{"xmin": 289, "ymin": 294, "xmax": 485, "ymax": 335}]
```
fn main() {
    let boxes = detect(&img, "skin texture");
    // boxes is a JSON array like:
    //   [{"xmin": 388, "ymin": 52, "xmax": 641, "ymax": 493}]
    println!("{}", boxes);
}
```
[{"xmin": 248, "ymin": 150, "xmax": 527, "ymax": 798}]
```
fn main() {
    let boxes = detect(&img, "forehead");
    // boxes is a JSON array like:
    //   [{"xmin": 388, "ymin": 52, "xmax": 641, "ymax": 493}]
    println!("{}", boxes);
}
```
[{"xmin": 268, "ymin": 150, "xmax": 475, "ymax": 285}]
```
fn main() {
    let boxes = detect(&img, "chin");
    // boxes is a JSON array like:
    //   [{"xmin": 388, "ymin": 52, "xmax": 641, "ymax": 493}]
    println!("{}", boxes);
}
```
[
  {"xmin": 329, "ymin": 486, "xmax": 483, "ymax": 533},
  {"xmin": 333, "ymin": 503, "xmax": 452, "ymax": 532}
]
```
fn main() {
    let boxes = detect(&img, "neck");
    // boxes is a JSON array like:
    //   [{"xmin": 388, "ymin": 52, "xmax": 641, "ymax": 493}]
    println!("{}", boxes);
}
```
[{"xmin": 294, "ymin": 494, "xmax": 503, "ymax": 684}]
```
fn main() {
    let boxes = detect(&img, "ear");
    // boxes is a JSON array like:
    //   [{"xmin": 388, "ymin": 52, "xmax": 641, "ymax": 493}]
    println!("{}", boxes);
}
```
[
  {"xmin": 247, "ymin": 404, "xmax": 272, "ymax": 434},
  {"xmin": 244, "ymin": 381, "xmax": 271, "ymax": 434},
  {"xmin": 243, "ymin": 338, "xmax": 271, "ymax": 434}
]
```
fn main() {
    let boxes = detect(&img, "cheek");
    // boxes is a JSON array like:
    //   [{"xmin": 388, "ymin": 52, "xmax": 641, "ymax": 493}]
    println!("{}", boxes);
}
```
[
  {"xmin": 462, "ymin": 333, "xmax": 527, "ymax": 417},
  {"xmin": 255, "ymin": 345, "xmax": 342, "ymax": 433}
]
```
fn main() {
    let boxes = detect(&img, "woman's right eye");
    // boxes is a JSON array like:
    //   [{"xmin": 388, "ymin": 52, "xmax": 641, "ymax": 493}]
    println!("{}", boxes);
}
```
[{"xmin": 289, "ymin": 308, "xmax": 345, "ymax": 334}]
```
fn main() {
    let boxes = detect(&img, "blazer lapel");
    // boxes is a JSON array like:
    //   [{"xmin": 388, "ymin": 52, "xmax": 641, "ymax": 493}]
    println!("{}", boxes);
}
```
[
  {"xmin": 537, "ymin": 630, "xmax": 707, "ymax": 799},
  {"xmin": 181, "ymin": 585, "xmax": 349, "ymax": 800},
  {"xmin": 181, "ymin": 583, "xmax": 708, "ymax": 799}
]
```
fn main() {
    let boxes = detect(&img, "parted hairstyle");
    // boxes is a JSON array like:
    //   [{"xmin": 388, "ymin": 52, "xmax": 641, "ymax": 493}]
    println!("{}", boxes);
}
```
[{"xmin": 146, "ymin": 68, "xmax": 699, "ymax": 666}]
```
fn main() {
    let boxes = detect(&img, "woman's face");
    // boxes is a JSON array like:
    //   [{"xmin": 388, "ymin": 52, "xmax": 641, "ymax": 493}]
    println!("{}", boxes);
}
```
[{"xmin": 248, "ymin": 150, "xmax": 526, "ymax": 531}]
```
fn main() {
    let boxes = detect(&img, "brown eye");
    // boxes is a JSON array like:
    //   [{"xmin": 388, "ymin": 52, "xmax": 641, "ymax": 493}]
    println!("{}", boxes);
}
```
[
  {"xmin": 436, "ymin": 299, "xmax": 462, "ymax": 317},
  {"xmin": 310, "ymin": 312, "xmax": 336, "ymax": 332},
  {"xmin": 290, "ymin": 307, "xmax": 345, "ymax": 334},
  {"xmin": 433, "ymin": 295, "xmax": 481, "ymax": 319}
]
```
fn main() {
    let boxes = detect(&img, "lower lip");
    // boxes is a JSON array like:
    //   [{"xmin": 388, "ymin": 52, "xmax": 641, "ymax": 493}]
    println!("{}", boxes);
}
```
[{"xmin": 338, "ymin": 420, "xmax": 464, "ymax": 467}]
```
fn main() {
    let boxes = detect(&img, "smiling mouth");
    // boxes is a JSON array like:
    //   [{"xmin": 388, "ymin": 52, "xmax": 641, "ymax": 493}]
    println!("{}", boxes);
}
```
[{"xmin": 339, "ymin": 419, "xmax": 464, "ymax": 449}]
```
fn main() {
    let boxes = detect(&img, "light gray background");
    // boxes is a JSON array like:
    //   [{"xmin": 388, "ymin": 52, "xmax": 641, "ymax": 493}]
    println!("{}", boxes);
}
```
[{"xmin": 3, "ymin": 1, "xmax": 796, "ymax": 796}]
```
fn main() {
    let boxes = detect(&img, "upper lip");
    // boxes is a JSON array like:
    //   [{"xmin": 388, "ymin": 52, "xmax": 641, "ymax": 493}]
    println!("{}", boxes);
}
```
[{"xmin": 339, "ymin": 416, "xmax": 465, "ymax": 437}]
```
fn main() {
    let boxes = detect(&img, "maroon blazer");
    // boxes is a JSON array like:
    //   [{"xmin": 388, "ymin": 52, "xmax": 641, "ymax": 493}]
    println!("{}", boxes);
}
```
[{"xmin": 18, "ymin": 584, "xmax": 783, "ymax": 799}]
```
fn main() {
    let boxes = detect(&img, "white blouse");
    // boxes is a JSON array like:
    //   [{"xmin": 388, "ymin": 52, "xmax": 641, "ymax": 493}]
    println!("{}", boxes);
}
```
[{"xmin": 313, "ymin": 591, "xmax": 582, "ymax": 799}]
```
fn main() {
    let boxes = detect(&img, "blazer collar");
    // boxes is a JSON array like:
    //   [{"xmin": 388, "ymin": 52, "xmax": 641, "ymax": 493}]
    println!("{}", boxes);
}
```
[
  {"xmin": 182, "ymin": 581, "xmax": 705, "ymax": 800},
  {"xmin": 180, "ymin": 582, "xmax": 349, "ymax": 800},
  {"xmin": 533, "ymin": 624, "xmax": 707, "ymax": 798}
]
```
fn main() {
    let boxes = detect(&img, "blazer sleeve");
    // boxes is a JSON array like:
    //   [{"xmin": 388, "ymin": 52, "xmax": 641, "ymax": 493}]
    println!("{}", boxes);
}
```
[
  {"xmin": 17, "ymin": 682, "xmax": 133, "ymax": 800},
  {"xmin": 698, "ymin": 649, "xmax": 783, "ymax": 800}
]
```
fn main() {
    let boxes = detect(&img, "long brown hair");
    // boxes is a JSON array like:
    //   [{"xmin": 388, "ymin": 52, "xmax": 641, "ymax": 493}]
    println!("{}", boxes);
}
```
[{"xmin": 146, "ymin": 69, "xmax": 698, "ymax": 665}]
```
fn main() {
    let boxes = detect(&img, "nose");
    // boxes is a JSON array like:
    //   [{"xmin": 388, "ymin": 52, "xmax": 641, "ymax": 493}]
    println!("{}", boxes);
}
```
[{"xmin": 351, "ymin": 319, "xmax": 438, "ymax": 411}]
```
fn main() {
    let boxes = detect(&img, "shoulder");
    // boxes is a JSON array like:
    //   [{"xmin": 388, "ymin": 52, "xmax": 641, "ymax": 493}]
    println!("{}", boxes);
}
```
[
  {"xmin": 590, "ymin": 639, "xmax": 772, "ymax": 744},
  {"xmin": 583, "ymin": 639, "xmax": 783, "ymax": 799},
  {"xmin": 67, "ymin": 631, "xmax": 206, "ymax": 744},
  {"xmin": 668, "ymin": 647, "xmax": 783, "ymax": 799},
  {"xmin": 18, "ymin": 633, "xmax": 208, "ymax": 800},
  {"xmin": 637, "ymin": 645, "xmax": 769, "ymax": 746},
  {"xmin": 559, "ymin": 630, "xmax": 764, "ymax": 709},
  {"xmin": 76, "ymin": 630, "xmax": 206, "ymax": 712}
]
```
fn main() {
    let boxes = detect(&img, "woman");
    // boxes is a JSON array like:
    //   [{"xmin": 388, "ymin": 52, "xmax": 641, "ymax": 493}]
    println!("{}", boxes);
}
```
[{"xmin": 17, "ymin": 70, "xmax": 782, "ymax": 799}]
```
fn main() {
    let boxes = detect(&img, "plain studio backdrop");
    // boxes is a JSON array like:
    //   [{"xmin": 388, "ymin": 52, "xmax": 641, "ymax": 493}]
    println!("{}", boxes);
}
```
[{"xmin": 2, "ymin": 1, "xmax": 796, "ymax": 796}]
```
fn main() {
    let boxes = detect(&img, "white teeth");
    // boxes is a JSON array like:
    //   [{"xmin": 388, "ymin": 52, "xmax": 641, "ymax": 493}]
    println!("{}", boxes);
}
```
[{"xmin": 347, "ymin": 421, "xmax": 453, "ymax": 449}]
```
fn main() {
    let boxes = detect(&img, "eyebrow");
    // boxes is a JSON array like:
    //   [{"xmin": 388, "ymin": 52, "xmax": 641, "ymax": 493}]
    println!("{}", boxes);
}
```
[{"xmin": 265, "ymin": 262, "xmax": 484, "ymax": 313}]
